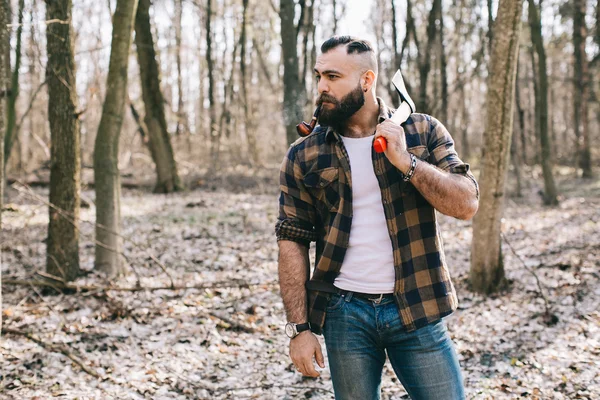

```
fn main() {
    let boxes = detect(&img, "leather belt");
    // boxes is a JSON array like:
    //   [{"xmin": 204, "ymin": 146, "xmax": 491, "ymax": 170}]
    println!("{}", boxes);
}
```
[{"xmin": 337, "ymin": 289, "xmax": 394, "ymax": 304}]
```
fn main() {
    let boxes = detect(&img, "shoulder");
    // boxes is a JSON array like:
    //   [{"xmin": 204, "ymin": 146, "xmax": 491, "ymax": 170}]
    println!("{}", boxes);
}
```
[{"xmin": 283, "ymin": 125, "xmax": 329, "ymax": 166}]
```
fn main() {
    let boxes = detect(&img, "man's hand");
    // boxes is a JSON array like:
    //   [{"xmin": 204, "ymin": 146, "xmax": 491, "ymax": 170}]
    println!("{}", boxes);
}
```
[
  {"xmin": 374, "ymin": 119, "xmax": 411, "ymax": 173},
  {"xmin": 289, "ymin": 331, "xmax": 325, "ymax": 377}
]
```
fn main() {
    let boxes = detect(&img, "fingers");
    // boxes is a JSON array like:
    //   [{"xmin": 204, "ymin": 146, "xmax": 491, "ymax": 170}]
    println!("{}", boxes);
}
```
[
  {"xmin": 316, "ymin": 345, "xmax": 325, "ymax": 368},
  {"xmin": 289, "ymin": 334, "xmax": 323, "ymax": 378}
]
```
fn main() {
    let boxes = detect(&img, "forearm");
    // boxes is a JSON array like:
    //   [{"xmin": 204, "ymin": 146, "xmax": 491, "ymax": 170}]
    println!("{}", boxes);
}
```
[
  {"xmin": 409, "ymin": 159, "xmax": 479, "ymax": 220},
  {"xmin": 278, "ymin": 240, "xmax": 310, "ymax": 323}
]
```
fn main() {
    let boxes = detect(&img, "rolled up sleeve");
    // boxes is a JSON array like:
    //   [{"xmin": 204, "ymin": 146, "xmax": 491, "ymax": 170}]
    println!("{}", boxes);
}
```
[
  {"xmin": 427, "ymin": 116, "xmax": 479, "ymax": 199},
  {"xmin": 275, "ymin": 145, "xmax": 318, "ymax": 247}
]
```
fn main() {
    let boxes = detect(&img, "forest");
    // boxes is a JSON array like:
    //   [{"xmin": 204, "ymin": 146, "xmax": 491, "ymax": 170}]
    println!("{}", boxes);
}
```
[{"xmin": 1, "ymin": 0, "xmax": 598, "ymax": 398}]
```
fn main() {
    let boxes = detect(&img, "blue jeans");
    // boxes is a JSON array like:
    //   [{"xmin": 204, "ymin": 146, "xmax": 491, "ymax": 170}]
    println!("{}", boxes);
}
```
[{"xmin": 323, "ymin": 292, "xmax": 465, "ymax": 400}]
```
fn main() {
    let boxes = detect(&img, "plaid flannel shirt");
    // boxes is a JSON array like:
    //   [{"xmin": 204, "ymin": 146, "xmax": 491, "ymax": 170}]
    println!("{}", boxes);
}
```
[{"xmin": 276, "ymin": 98, "xmax": 479, "ymax": 334}]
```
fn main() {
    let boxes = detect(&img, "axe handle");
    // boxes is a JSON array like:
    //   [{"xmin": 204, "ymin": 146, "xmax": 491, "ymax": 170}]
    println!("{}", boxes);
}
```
[{"xmin": 374, "ymin": 102, "xmax": 413, "ymax": 153}]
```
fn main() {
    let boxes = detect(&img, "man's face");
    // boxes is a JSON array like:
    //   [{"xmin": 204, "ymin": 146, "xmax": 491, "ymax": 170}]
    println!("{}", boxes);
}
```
[{"xmin": 314, "ymin": 47, "xmax": 366, "ymax": 128}]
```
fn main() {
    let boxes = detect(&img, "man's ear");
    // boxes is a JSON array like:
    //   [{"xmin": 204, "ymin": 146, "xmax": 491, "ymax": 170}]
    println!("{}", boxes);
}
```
[{"xmin": 362, "ymin": 70, "xmax": 376, "ymax": 92}]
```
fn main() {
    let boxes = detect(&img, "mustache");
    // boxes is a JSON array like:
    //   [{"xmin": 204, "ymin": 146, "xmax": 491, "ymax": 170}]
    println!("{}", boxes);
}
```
[{"xmin": 316, "ymin": 95, "xmax": 338, "ymax": 106}]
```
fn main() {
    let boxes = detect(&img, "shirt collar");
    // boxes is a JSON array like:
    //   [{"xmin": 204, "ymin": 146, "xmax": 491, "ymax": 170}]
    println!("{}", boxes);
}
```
[{"xmin": 324, "ymin": 97, "xmax": 393, "ymax": 143}]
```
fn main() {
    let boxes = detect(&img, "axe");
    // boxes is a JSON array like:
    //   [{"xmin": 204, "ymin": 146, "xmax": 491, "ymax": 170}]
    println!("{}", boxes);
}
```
[{"xmin": 373, "ymin": 70, "xmax": 416, "ymax": 153}]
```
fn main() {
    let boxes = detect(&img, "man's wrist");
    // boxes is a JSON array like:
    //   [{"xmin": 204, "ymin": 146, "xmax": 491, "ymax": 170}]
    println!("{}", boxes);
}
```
[{"xmin": 395, "ymin": 151, "xmax": 413, "ymax": 174}]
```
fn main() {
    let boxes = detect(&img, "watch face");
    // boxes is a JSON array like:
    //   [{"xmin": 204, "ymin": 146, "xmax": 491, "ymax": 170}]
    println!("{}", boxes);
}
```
[{"xmin": 285, "ymin": 323, "xmax": 295, "ymax": 338}]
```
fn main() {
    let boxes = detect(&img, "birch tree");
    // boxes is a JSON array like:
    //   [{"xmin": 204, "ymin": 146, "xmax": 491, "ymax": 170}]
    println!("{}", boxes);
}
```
[{"xmin": 470, "ymin": 0, "xmax": 523, "ymax": 294}]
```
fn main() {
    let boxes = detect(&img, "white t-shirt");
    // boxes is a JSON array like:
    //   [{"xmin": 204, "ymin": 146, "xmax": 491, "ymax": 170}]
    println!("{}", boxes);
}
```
[{"xmin": 333, "ymin": 135, "xmax": 395, "ymax": 294}]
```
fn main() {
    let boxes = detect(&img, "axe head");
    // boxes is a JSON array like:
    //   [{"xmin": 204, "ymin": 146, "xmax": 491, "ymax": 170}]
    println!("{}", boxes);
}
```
[{"xmin": 391, "ymin": 70, "xmax": 415, "ymax": 113}]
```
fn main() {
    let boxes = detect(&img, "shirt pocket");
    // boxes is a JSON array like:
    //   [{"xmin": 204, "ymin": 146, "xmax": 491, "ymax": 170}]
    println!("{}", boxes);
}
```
[{"xmin": 303, "ymin": 167, "xmax": 341, "ymax": 212}]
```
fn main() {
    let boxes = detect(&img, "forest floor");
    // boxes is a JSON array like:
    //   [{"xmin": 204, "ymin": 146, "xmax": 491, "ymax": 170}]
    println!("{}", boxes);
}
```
[{"xmin": 1, "ymin": 166, "xmax": 599, "ymax": 399}]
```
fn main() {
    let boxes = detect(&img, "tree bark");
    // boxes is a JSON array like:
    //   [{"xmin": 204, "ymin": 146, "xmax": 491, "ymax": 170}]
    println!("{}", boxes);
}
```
[
  {"xmin": 438, "ymin": 1, "xmax": 448, "ymax": 122},
  {"xmin": 206, "ymin": 0, "xmax": 218, "ymax": 159},
  {"xmin": 240, "ymin": 0, "xmax": 259, "ymax": 165},
  {"xmin": 418, "ymin": 0, "xmax": 441, "ymax": 114},
  {"xmin": 470, "ymin": 0, "xmax": 523, "ymax": 294},
  {"xmin": 513, "ymin": 63, "xmax": 525, "ymax": 197},
  {"xmin": 3, "ymin": 0, "xmax": 23, "ymax": 167},
  {"xmin": 280, "ymin": 0, "xmax": 306, "ymax": 145},
  {"xmin": 174, "ymin": 0, "xmax": 185, "ymax": 136},
  {"xmin": 0, "ymin": 0, "xmax": 7, "ymax": 336},
  {"xmin": 528, "ymin": 0, "xmax": 558, "ymax": 205},
  {"xmin": 134, "ymin": 0, "xmax": 183, "ymax": 193},
  {"xmin": 389, "ymin": 0, "xmax": 401, "ymax": 107},
  {"xmin": 94, "ymin": 0, "xmax": 139, "ymax": 276},
  {"xmin": 573, "ymin": 0, "xmax": 592, "ymax": 177},
  {"xmin": 46, "ymin": 0, "xmax": 82, "ymax": 282}
]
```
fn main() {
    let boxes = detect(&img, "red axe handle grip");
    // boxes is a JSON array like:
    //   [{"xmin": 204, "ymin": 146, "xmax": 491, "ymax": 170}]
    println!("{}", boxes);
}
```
[{"xmin": 374, "ymin": 137, "xmax": 387, "ymax": 153}]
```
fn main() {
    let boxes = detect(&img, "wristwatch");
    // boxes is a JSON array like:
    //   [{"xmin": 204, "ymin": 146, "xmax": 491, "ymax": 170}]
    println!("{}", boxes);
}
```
[{"xmin": 285, "ymin": 322, "xmax": 311, "ymax": 339}]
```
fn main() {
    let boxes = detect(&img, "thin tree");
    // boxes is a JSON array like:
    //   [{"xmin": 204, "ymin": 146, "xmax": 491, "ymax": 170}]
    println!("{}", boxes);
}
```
[
  {"xmin": 240, "ymin": 0, "xmax": 259, "ymax": 165},
  {"xmin": 527, "ymin": 0, "xmax": 558, "ymax": 205},
  {"xmin": 174, "ymin": 0, "xmax": 184, "ymax": 136},
  {"xmin": 206, "ymin": 0, "xmax": 217, "ymax": 157},
  {"xmin": 0, "ymin": 0, "xmax": 7, "ymax": 335},
  {"xmin": 470, "ymin": 0, "xmax": 523, "ymax": 294},
  {"xmin": 94, "ymin": 0, "xmax": 139, "ymax": 276},
  {"xmin": 46, "ymin": 0, "xmax": 81, "ymax": 282},
  {"xmin": 134, "ymin": 0, "xmax": 183, "ymax": 193},
  {"xmin": 573, "ymin": 0, "xmax": 592, "ymax": 177},
  {"xmin": 280, "ymin": 0, "xmax": 307, "ymax": 144},
  {"xmin": 3, "ymin": 0, "xmax": 23, "ymax": 167},
  {"xmin": 418, "ymin": 0, "xmax": 441, "ymax": 114}
]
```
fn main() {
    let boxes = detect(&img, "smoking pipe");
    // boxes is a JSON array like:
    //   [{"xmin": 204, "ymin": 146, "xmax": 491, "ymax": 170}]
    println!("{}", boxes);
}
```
[{"xmin": 296, "ymin": 105, "xmax": 322, "ymax": 137}]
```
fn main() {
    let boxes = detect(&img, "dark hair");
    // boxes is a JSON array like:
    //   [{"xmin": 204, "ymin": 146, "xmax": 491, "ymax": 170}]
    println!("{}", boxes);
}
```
[{"xmin": 321, "ymin": 36, "xmax": 374, "ymax": 55}]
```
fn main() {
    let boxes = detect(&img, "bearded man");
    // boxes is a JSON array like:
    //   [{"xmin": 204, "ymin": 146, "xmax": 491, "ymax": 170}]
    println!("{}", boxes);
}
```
[{"xmin": 276, "ymin": 36, "xmax": 479, "ymax": 400}]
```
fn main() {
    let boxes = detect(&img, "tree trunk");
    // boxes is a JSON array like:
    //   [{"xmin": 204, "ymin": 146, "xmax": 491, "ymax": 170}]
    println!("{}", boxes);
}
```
[
  {"xmin": 3, "ymin": 0, "xmax": 23, "ymax": 168},
  {"xmin": 0, "ymin": 0, "xmax": 7, "ymax": 335},
  {"xmin": 528, "ymin": 0, "xmax": 558, "ymax": 205},
  {"xmin": 134, "ymin": 0, "xmax": 183, "ymax": 193},
  {"xmin": 332, "ymin": 0, "xmax": 337, "ymax": 35},
  {"xmin": 389, "ymin": 0, "xmax": 401, "ymax": 107},
  {"xmin": 418, "ymin": 0, "xmax": 441, "ymax": 114},
  {"xmin": 438, "ymin": 1, "xmax": 448, "ymax": 122},
  {"xmin": 573, "ymin": 0, "xmax": 592, "ymax": 177},
  {"xmin": 280, "ymin": 0, "xmax": 306, "ymax": 145},
  {"xmin": 514, "ymin": 64, "xmax": 525, "ymax": 196},
  {"xmin": 470, "ymin": 0, "xmax": 523, "ymax": 294},
  {"xmin": 205, "ymin": 0, "xmax": 218, "ymax": 159},
  {"xmin": 94, "ymin": 0, "xmax": 139, "ymax": 277},
  {"xmin": 46, "ymin": 0, "xmax": 81, "ymax": 282},
  {"xmin": 240, "ymin": 0, "xmax": 259, "ymax": 165},
  {"xmin": 174, "ymin": 0, "xmax": 185, "ymax": 136}
]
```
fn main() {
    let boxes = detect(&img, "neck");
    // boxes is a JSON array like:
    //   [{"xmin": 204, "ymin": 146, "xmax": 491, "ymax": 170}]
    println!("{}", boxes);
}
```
[{"xmin": 340, "ymin": 94, "xmax": 380, "ymax": 138}]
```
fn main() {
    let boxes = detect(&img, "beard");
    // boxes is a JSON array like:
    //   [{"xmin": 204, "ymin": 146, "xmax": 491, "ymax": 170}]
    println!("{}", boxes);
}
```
[{"xmin": 316, "ymin": 82, "xmax": 365, "ymax": 130}]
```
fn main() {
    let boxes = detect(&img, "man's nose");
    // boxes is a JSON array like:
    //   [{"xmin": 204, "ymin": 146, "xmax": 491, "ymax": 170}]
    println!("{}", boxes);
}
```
[{"xmin": 317, "ymin": 78, "xmax": 329, "ymax": 94}]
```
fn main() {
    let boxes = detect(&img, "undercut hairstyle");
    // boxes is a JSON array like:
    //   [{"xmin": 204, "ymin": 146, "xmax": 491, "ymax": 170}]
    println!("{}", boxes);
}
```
[{"xmin": 320, "ymin": 36, "xmax": 378, "ymax": 75}]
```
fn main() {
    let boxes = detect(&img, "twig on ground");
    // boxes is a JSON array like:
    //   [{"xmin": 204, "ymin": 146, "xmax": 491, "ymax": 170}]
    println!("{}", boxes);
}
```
[
  {"xmin": 501, "ymin": 232, "xmax": 552, "ymax": 318},
  {"xmin": 207, "ymin": 311, "xmax": 257, "ymax": 333},
  {"xmin": 214, "ymin": 384, "xmax": 334, "ymax": 395},
  {"xmin": 2, "ymin": 278, "xmax": 278, "ymax": 293},
  {"xmin": 2, "ymin": 327, "xmax": 101, "ymax": 378}
]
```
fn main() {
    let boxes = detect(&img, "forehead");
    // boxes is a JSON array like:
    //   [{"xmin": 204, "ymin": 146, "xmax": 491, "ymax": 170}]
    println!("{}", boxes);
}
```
[{"xmin": 314, "ymin": 46, "xmax": 358, "ymax": 74}]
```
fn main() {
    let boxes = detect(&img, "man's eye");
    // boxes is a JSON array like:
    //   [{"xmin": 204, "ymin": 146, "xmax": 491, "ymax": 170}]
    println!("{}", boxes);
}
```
[
  {"xmin": 315, "ymin": 75, "xmax": 321, "ymax": 81},
  {"xmin": 328, "ymin": 75, "xmax": 337, "ymax": 80}
]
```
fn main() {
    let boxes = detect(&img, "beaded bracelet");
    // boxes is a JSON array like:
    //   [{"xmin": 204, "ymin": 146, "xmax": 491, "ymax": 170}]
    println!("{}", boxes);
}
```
[{"xmin": 403, "ymin": 153, "xmax": 417, "ymax": 182}]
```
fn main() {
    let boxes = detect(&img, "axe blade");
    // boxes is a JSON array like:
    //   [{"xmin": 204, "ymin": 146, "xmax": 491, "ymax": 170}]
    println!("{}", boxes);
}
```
[{"xmin": 391, "ymin": 70, "xmax": 415, "ymax": 114}]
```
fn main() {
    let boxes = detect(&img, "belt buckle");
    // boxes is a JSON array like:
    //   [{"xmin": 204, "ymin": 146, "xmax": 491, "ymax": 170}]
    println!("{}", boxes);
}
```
[{"xmin": 368, "ymin": 293, "xmax": 384, "ymax": 304}]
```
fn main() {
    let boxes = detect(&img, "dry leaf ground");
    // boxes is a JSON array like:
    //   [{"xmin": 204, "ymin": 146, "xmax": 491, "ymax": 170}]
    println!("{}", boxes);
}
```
[{"xmin": 1, "ymin": 168, "xmax": 599, "ymax": 399}]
